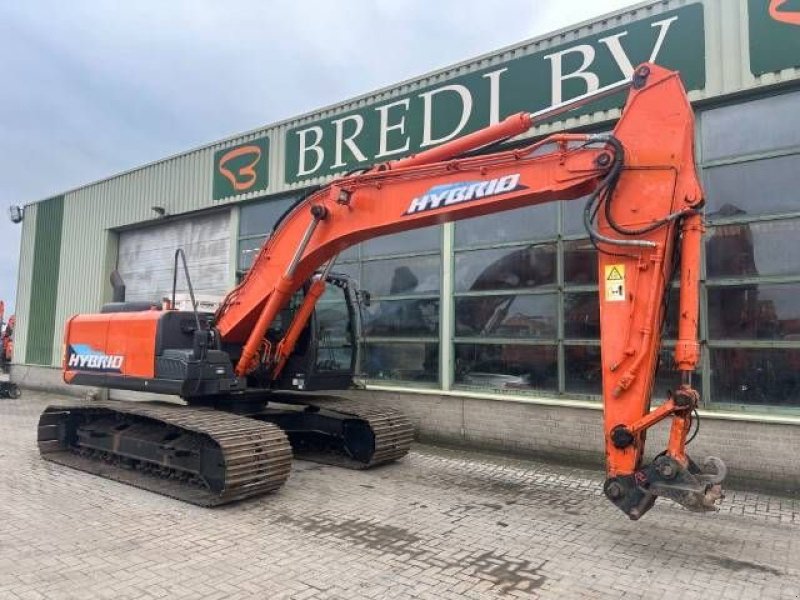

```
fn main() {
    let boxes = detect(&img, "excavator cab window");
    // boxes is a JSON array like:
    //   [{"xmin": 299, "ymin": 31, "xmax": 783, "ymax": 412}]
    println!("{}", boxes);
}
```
[
  {"xmin": 268, "ymin": 292, "xmax": 305, "ymax": 341},
  {"xmin": 315, "ymin": 286, "xmax": 355, "ymax": 374},
  {"xmin": 274, "ymin": 274, "xmax": 359, "ymax": 392}
]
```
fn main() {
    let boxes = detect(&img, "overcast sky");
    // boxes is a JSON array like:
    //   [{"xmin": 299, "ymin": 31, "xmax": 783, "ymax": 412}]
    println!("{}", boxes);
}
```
[{"xmin": 0, "ymin": 0, "xmax": 636, "ymax": 314}]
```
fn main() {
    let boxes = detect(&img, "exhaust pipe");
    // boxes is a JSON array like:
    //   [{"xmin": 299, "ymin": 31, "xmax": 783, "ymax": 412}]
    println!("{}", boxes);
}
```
[{"xmin": 110, "ymin": 270, "xmax": 126, "ymax": 303}]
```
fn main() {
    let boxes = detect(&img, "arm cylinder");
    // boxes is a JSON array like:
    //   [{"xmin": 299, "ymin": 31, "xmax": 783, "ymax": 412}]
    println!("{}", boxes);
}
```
[{"xmin": 674, "ymin": 212, "xmax": 704, "ymax": 373}]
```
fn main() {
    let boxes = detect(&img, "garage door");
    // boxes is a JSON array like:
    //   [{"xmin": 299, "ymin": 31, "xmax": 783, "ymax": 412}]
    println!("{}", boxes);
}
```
[{"xmin": 117, "ymin": 210, "xmax": 231, "ymax": 304}]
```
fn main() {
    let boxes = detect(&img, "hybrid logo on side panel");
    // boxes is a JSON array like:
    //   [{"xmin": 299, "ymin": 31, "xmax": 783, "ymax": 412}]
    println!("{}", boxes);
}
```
[
  {"xmin": 404, "ymin": 173, "xmax": 526, "ymax": 215},
  {"xmin": 66, "ymin": 344, "xmax": 124, "ymax": 372}
]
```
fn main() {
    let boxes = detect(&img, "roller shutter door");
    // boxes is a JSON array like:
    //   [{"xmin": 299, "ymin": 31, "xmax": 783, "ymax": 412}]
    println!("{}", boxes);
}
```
[{"xmin": 117, "ymin": 210, "xmax": 230, "ymax": 304}]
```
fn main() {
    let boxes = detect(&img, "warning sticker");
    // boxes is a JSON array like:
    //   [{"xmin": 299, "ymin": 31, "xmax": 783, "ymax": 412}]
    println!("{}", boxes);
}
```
[{"xmin": 604, "ymin": 264, "xmax": 626, "ymax": 302}]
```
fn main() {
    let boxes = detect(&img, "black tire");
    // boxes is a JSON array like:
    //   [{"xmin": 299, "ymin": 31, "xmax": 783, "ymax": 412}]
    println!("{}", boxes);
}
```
[{"xmin": 8, "ymin": 384, "xmax": 20, "ymax": 399}]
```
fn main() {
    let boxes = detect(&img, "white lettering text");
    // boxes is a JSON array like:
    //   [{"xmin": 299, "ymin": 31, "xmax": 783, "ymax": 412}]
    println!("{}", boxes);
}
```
[
  {"xmin": 375, "ymin": 99, "xmax": 411, "ymax": 158},
  {"xmin": 331, "ymin": 115, "xmax": 367, "ymax": 168},
  {"xmin": 482, "ymin": 67, "xmax": 508, "ymax": 125},
  {"xmin": 544, "ymin": 44, "xmax": 599, "ymax": 105},
  {"xmin": 419, "ymin": 85, "xmax": 473, "ymax": 147},
  {"xmin": 296, "ymin": 126, "xmax": 325, "ymax": 176}
]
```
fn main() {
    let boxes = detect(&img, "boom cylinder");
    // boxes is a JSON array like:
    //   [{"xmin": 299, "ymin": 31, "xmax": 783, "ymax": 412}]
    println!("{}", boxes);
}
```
[
  {"xmin": 391, "ymin": 78, "xmax": 633, "ymax": 171},
  {"xmin": 391, "ymin": 113, "xmax": 532, "ymax": 170}
]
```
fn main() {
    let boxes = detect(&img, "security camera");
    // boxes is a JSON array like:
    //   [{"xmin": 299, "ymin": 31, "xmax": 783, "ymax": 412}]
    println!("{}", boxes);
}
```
[
  {"xmin": 151, "ymin": 206, "xmax": 167, "ymax": 218},
  {"xmin": 8, "ymin": 205, "xmax": 24, "ymax": 224}
]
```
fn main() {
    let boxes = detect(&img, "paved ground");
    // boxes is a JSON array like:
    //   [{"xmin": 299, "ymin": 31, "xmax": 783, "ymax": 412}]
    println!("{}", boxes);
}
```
[{"xmin": 1, "ymin": 392, "xmax": 799, "ymax": 599}]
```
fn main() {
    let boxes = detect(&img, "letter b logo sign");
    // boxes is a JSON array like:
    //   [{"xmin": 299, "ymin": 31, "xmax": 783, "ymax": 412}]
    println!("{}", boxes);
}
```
[{"xmin": 213, "ymin": 136, "xmax": 270, "ymax": 200}]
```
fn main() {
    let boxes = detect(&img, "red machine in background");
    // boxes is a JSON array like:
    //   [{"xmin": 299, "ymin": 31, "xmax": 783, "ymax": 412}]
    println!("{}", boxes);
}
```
[
  {"xmin": 39, "ymin": 64, "xmax": 724, "ymax": 519},
  {"xmin": 1, "ymin": 300, "xmax": 13, "ymax": 371},
  {"xmin": 0, "ymin": 301, "xmax": 20, "ymax": 398}
]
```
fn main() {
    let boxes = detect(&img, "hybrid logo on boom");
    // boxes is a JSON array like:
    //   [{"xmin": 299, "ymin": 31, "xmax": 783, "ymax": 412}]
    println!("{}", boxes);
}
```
[{"xmin": 405, "ymin": 174, "xmax": 524, "ymax": 215}]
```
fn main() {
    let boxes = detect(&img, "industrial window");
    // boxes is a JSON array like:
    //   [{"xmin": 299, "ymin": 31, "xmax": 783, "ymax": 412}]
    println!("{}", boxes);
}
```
[
  {"xmin": 705, "ymin": 155, "xmax": 800, "ymax": 218},
  {"xmin": 234, "ymin": 87, "xmax": 800, "ymax": 412},
  {"xmin": 236, "ymin": 193, "xmax": 299, "ymax": 273},
  {"xmin": 339, "ymin": 226, "xmax": 442, "ymax": 386},
  {"xmin": 448, "ymin": 195, "xmax": 688, "ymax": 399},
  {"xmin": 562, "ymin": 195, "xmax": 594, "ymax": 236},
  {"xmin": 454, "ymin": 244, "xmax": 557, "ymax": 292},
  {"xmin": 453, "ymin": 203, "xmax": 562, "ymax": 395},
  {"xmin": 701, "ymin": 90, "xmax": 800, "ymax": 162},
  {"xmin": 454, "ymin": 202, "xmax": 557, "ymax": 247},
  {"xmin": 455, "ymin": 343, "xmax": 558, "ymax": 392},
  {"xmin": 700, "ymin": 89, "xmax": 800, "ymax": 409},
  {"xmin": 362, "ymin": 227, "xmax": 439, "ymax": 257}
]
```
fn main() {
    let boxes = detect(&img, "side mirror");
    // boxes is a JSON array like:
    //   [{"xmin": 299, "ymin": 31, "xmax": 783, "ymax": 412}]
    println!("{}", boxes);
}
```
[{"xmin": 357, "ymin": 290, "xmax": 372, "ymax": 307}]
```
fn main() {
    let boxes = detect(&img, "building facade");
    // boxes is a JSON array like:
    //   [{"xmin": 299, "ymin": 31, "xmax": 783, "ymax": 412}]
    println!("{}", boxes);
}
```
[{"xmin": 12, "ymin": 0, "xmax": 800, "ymax": 487}]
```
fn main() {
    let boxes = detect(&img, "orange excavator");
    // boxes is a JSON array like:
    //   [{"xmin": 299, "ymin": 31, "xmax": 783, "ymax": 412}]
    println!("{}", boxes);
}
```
[{"xmin": 38, "ymin": 64, "xmax": 724, "ymax": 519}]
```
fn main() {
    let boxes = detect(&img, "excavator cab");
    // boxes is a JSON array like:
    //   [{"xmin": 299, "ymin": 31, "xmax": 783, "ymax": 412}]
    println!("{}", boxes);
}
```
[{"xmin": 272, "ymin": 273, "xmax": 360, "ymax": 392}]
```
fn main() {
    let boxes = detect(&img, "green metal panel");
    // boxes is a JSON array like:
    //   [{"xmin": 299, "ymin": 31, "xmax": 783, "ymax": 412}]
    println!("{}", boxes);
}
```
[
  {"xmin": 26, "ymin": 196, "xmax": 64, "ymax": 366},
  {"xmin": 748, "ymin": 0, "xmax": 800, "ymax": 76},
  {"xmin": 11, "ymin": 203, "xmax": 37, "ymax": 364}
]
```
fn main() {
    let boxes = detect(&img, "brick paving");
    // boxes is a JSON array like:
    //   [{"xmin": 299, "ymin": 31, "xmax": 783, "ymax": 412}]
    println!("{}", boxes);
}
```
[{"xmin": 1, "ymin": 392, "xmax": 799, "ymax": 599}]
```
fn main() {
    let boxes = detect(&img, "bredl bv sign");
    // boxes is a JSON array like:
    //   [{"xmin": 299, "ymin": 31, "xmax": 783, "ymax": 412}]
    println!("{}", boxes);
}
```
[{"xmin": 285, "ymin": 4, "xmax": 705, "ymax": 184}]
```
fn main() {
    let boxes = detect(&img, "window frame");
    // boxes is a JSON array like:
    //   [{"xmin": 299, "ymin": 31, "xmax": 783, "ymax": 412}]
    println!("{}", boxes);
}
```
[
  {"xmin": 696, "ymin": 94, "xmax": 800, "ymax": 414},
  {"xmin": 234, "ymin": 89, "xmax": 800, "ymax": 415},
  {"xmin": 339, "ymin": 226, "xmax": 443, "ymax": 388}
]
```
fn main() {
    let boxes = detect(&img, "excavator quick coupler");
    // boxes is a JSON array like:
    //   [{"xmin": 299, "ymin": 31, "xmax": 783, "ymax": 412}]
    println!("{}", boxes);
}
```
[{"xmin": 604, "ymin": 455, "xmax": 726, "ymax": 520}]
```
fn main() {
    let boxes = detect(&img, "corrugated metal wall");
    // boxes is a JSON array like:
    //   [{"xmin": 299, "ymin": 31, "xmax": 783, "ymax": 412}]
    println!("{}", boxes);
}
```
[
  {"xmin": 14, "ymin": 0, "xmax": 800, "ymax": 367},
  {"xmin": 26, "ymin": 197, "xmax": 64, "ymax": 365}
]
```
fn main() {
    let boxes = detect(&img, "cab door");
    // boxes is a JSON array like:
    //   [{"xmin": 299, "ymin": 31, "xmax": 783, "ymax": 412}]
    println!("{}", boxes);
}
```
[{"xmin": 275, "ymin": 275, "xmax": 359, "ymax": 392}]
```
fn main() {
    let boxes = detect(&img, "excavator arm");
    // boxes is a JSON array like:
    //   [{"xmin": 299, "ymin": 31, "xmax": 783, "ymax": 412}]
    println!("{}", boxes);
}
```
[{"xmin": 215, "ymin": 64, "xmax": 724, "ymax": 519}]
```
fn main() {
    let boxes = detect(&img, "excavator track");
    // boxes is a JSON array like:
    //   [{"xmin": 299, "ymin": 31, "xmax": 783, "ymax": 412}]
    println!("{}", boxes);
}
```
[
  {"xmin": 37, "ymin": 401, "xmax": 292, "ymax": 506},
  {"xmin": 262, "ymin": 398, "xmax": 414, "ymax": 469}
]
